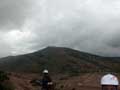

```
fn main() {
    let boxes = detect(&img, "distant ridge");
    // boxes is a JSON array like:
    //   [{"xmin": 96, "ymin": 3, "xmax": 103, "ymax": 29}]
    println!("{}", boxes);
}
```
[{"xmin": 0, "ymin": 46, "xmax": 120, "ymax": 74}]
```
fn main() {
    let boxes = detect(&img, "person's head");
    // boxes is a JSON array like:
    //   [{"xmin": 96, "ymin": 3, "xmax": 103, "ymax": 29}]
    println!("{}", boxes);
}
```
[
  {"xmin": 101, "ymin": 74, "xmax": 119, "ymax": 90},
  {"xmin": 43, "ymin": 69, "xmax": 49, "ymax": 75}
]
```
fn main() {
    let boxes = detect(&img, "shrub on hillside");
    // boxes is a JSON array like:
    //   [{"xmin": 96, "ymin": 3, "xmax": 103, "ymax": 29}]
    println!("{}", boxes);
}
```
[{"xmin": 0, "ymin": 71, "xmax": 15, "ymax": 90}]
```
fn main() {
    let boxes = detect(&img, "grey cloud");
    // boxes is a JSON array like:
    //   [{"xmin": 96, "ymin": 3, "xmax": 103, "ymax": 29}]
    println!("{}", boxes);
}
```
[
  {"xmin": 106, "ymin": 33, "xmax": 120, "ymax": 48},
  {"xmin": 1, "ymin": 0, "xmax": 120, "ymax": 57},
  {"xmin": 28, "ymin": 0, "xmax": 120, "ymax": 57},
  {"xmin": 0, "ymin": 0, "xmax": 35, "ymax": 29}
]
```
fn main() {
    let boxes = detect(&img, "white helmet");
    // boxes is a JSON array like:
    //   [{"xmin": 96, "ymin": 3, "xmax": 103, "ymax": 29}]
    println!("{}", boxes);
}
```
[
  {"xmin": 43, "ymin": 69, "xmax": 48, "ymax": 74},
  {"xmin": 101, "ymin": 74, "xmax": 119, "ymax": 85}
]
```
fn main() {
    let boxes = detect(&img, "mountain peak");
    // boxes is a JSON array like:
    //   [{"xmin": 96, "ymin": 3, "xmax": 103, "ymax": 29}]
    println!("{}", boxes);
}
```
[{"xmin": 0, "ymin": 46, "xmax": 120, "ymax": 74}]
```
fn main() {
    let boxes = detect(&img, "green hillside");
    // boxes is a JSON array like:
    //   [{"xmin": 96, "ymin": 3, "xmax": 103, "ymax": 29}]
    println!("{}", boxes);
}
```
[{"xmin": 0, "ymin": 46, "xmax": 120, "ymax": 75}]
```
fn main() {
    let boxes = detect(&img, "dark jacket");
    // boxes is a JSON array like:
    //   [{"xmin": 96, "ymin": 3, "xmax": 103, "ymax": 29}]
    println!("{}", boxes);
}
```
[{"xmin": 41, "ymin": 74, "xmax": 52, "ymax": 90}]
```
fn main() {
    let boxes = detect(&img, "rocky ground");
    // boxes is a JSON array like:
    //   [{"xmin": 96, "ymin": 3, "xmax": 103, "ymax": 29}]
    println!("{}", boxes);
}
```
[{"xmin": 8, "ymin": 73, "xmax": 120, "ymax": 90}]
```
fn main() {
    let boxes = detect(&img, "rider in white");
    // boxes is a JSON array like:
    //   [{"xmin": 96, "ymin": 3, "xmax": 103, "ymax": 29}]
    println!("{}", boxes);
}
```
[{"xmin": 41, "ymin": 69, "xmax": 53, "ymax": 90}]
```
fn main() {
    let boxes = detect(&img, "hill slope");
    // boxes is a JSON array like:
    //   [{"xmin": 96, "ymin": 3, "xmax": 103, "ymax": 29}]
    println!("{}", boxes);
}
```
[{"xmin": 0, "ymin": 46, "xmax": 120, "ymax": 74}]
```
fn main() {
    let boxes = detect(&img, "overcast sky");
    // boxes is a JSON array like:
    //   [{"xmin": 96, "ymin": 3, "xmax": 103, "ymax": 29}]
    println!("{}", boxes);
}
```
[{"xmin": 0, "ymin": 0, "xmax": 120, "ymax": 57}]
